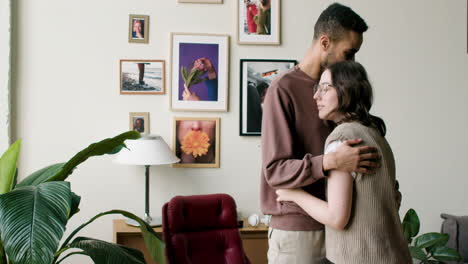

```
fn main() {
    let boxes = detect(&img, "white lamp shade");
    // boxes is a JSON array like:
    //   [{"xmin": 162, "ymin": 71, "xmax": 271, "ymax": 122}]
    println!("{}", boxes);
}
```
[{"xmin": 114, "ymin": 135, "xmax": 180, "ymax": 166}]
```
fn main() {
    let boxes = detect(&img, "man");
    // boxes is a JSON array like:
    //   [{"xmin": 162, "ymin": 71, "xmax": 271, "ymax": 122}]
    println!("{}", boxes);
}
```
[{"xmin": 261, "ymin": 3, "xmax": 376, "ymax": 263}]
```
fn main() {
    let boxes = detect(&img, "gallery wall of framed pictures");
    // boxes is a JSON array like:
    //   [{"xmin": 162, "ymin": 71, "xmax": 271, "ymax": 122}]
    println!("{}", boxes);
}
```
[{"xmin": 121, "ymin": 0, "xmax": 289, "ymax": 168}]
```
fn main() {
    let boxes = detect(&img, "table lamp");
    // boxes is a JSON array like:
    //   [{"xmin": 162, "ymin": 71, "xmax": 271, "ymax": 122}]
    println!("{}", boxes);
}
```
[{"xmin": 114, "ymin": 134, "xmax": 180, "ymax": 226}]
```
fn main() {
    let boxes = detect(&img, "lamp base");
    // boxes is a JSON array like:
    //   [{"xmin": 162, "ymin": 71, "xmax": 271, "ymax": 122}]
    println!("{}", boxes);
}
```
[{"xmin": 125, "ymin": 216, "xmax": 162, "ymax": 227}]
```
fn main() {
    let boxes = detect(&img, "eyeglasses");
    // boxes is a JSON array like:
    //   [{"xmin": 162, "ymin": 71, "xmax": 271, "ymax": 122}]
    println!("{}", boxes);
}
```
[{"xmin": 313, "ymin": 83, "xmax": 334, "ymax": 97}]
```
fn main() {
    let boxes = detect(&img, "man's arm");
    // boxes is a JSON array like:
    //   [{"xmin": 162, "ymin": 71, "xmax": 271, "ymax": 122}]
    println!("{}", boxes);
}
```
[{"xmin": 261, "ymin": 84, "xmax": 326, "ymax": 189}]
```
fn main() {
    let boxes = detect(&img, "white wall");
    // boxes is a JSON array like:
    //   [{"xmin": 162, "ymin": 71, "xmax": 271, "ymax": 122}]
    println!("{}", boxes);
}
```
[
  {"xmin": 0, "ymin": 0, "xmax": 11, "ymax": 153},
  {"xmin": 12, "ymin": 0, "xmax": 468, "ymax": 263}
]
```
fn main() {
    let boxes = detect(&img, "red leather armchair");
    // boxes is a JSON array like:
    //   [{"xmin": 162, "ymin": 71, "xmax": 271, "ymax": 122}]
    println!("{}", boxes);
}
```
[{"xmin": 162, "ymin": 193, "xmax": 250, "ymax": 264}]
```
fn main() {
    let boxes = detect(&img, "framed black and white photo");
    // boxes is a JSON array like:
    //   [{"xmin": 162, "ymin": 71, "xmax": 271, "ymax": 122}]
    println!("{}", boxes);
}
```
[{"xmin": 239, "ymin": 59, "xmax": 296, "ymax": 136}]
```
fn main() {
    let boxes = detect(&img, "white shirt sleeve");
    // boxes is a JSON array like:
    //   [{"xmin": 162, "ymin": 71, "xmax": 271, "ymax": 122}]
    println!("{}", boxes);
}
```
[{"xmin": 325, "ymin": 140, "xmax": 357, "ymax": 178}]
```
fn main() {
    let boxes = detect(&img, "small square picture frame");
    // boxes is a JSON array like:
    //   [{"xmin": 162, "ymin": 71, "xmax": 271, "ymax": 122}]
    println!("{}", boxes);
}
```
[
  {"xmin": 128, "ymin": 14, "xmax": 149, "ymax": 44},
  {"xmin": 172, "ymin": 117, "xmax": 220, "ymax": 168},
  {"xmin": 129, "ymin": 112, "xmax": 150, "ymax": 134}
]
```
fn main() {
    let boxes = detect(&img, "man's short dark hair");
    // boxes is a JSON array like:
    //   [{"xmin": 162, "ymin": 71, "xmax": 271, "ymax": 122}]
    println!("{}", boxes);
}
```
[{"xmin": 313, "ymin": 3, "xmax": 368, "ymax": 41}]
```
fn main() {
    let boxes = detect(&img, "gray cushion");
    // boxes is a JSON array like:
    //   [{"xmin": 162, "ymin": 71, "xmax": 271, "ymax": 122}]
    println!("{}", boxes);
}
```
[{"xmin": 441, "ymin": 213, "xmax": 468, "ymax": 263}]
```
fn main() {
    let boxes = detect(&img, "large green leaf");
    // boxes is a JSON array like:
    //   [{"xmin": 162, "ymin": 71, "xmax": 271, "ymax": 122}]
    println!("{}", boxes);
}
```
[
  {"xmin": 426, "ymin": 233, "xmax": 449, "ymax": 253},
  {"xmin": 59, "ymin": 210, "xmax": 165, "ymax": 264},
  {"xmin": 69, "ymin": 192, "xmax": 81, "ymax": 219},
  {"xmin": 16, "ymin": 163, "xmax": 65, "ymax": 188},
  {"xmin": 59, "ymin": 237, "xmax": 146, "ymax": 264},
  {"xmin": 402, "ymin": 208, "xmax": 420, "ymax": 243},
  {"xmin": 409, "ymin": 246, "xmax": 427, "ymax": 261},
  {"xmin": 0, "ymin": 140, "xmax": 21, "ymax": 194},
  {"xmin": 415, "ymin": 233, "xmax": 449, "ymax": 249},
  {"xmin": 17, "ymin": 131, "xmax": 140, "ymax": 187},
  {"xmin": 0, "ymin": 182, "xmax": 73, "ymax": 264},
  {"xmin": 432, "ymin": 246, "xmax": 462, "ymax": 261}
]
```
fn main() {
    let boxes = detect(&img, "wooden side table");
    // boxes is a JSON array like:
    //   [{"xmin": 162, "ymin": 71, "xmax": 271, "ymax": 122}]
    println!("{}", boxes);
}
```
[{"xmin": 113, "ymin": 219, "xmax": 268, "ymax": 264}]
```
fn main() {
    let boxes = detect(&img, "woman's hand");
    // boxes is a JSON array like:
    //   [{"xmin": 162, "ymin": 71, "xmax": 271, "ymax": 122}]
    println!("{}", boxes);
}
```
[
  {"xmin": 276, "ymin": 189, "xmax": 306, "ymax": 202},
  {"xmin": 182, "ymin": 84, "xmax": 200, "ymax": 101}
]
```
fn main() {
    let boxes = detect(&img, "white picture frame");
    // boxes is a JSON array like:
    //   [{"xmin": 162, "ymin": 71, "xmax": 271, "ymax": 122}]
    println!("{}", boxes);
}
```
[
  {"xmin": 237, "ymin": 0, "xmax": 281, "ymax": 45},
  {"xmin": 170, "ymin": 33, "xmax": 230, "ymax": 112}
]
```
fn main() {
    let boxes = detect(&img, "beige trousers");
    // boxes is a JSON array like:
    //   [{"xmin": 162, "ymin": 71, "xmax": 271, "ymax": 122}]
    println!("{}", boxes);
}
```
[{"xmin": 267, "ymin": 228, "xmax": 325, "ymax": 264}]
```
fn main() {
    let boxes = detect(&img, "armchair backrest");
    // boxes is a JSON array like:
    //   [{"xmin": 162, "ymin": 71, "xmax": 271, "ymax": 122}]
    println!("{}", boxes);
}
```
[{"xmin": 162, "ymin": 193, "xmax": 250, "ymax": 264}]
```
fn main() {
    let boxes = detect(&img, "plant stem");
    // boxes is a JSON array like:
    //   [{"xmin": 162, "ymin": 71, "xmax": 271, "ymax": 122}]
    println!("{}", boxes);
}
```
[{"xmin": 0, "ymin": 242, "xmax": 6, "ymax": 264}]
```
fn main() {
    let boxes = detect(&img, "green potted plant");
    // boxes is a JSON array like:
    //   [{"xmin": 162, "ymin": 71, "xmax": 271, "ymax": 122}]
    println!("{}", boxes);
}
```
[
  {"xmin": 403, "ymin": 208, "xmax": 461, "ymax": 264},
  {"xmin": 0, "ymin": 131, "xmax": 165, "ymax": 264}
]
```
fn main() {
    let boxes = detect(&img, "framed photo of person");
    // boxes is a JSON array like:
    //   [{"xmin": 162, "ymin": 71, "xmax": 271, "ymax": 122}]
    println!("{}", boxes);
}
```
[
  {"xmin": 172, "ymin": 117, "xmax": 220, "ymax": 168},
  {"xmin": 120, "ymin": 60, "xmax": 165, "ymax": 95},
  {"xmin": 129, "ymin": 112, "xmax": 150, "ymax": 134},
  {"xmin": 239, "ymin": 59, "xmax": 296, "ymax": 136},
  {"xmin": 237, "ymin": 0, "xmax": 281, "ymax": 45},
  {"xmin": 128, "ymin": 15, "xmax": 149, "ymax": 44},
  {"xmin": 177, "ymin": 0, "xmax": 222, "ymax": 3},
  {"xmin": 170, "ymin": 33, "xmax": 229, "ymax": 111}
]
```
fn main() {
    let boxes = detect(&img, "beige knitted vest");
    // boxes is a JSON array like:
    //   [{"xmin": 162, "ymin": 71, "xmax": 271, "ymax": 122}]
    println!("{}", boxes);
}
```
[{"xmin": 325, "ymin": 122, "xmax": 412, "ymax": 264}]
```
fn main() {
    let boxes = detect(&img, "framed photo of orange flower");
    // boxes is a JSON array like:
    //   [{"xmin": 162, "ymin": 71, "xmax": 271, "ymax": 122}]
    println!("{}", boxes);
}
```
[{"xmin": 172, "ymin": 117, "xmax": 220, "ymax": 168}]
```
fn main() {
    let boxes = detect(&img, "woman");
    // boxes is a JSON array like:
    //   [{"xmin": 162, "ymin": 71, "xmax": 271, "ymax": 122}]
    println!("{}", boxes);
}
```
[
  {"xmin": 254, "ymin": 0, "xmax": 270, "ymax": 35},
  {"xmin": 276, "ymin": 61, "xmax": 411, "ymax": 264}
]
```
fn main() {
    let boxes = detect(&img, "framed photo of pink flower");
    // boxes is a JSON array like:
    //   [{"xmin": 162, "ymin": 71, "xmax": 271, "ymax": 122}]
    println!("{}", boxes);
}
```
[
  {"xmin": 172, "ymin": 117, "xmax": 220, "ymax": 168},
  {"xmin": 237, "ymin": 0, "xmax": 281, "ymax": 45},
  {"xmin": 170, "ymin": 33, "xmax": 229, "ymax": 111}
]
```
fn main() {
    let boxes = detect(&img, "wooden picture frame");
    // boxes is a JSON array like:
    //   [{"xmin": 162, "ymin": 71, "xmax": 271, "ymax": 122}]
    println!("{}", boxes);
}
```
[
  {"xmin": 239, "ymin": 59, "xmax": 296, "ymax": 136},
  {"xmin": 237, "ymin": 0, "xmax": 281, "ymax": 45},
  {"xmin": 172, "ymin": 117, "xmax": 220, "ymax": 168},
  {"xmin": 170, "ymin": 33, "xmax": 229, "ymax": 111},
  {"xmin": 120, "ymin": 60, "xmax": 165, "ymax": 95},
  {"xmin": 128, "ymin": 15, "xmax": 149, "ymax": 44},
  {"xmin": 129, "ymin": 112, "xmax": 150, "ymax": 134}
]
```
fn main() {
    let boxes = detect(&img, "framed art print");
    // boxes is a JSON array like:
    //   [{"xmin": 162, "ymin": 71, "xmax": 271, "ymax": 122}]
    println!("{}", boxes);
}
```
[
  {"xmin": 237, "ymin": 0, "xmax": 281, "ymax": 45},
  {"xmin": 239, "ymin": 59, "xmax": 296, "ymax": 136},
  {"xmin": 128, "ymin": 14, "xmax": 149, "ymax": 44},
  {"xmin": 170, "ymin": 33, "xmax": 229, "ymax": 111},
  {"xmin": 129, "ymin": 112, "xmax": 150, "ymax": 134},
  {"xmin": 172, "ymin": 117, "xmax": 220, "ymax": 168},
  {"xmin": 120, "ymin": 60, "xmax": 165, "ymax": 94}
]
